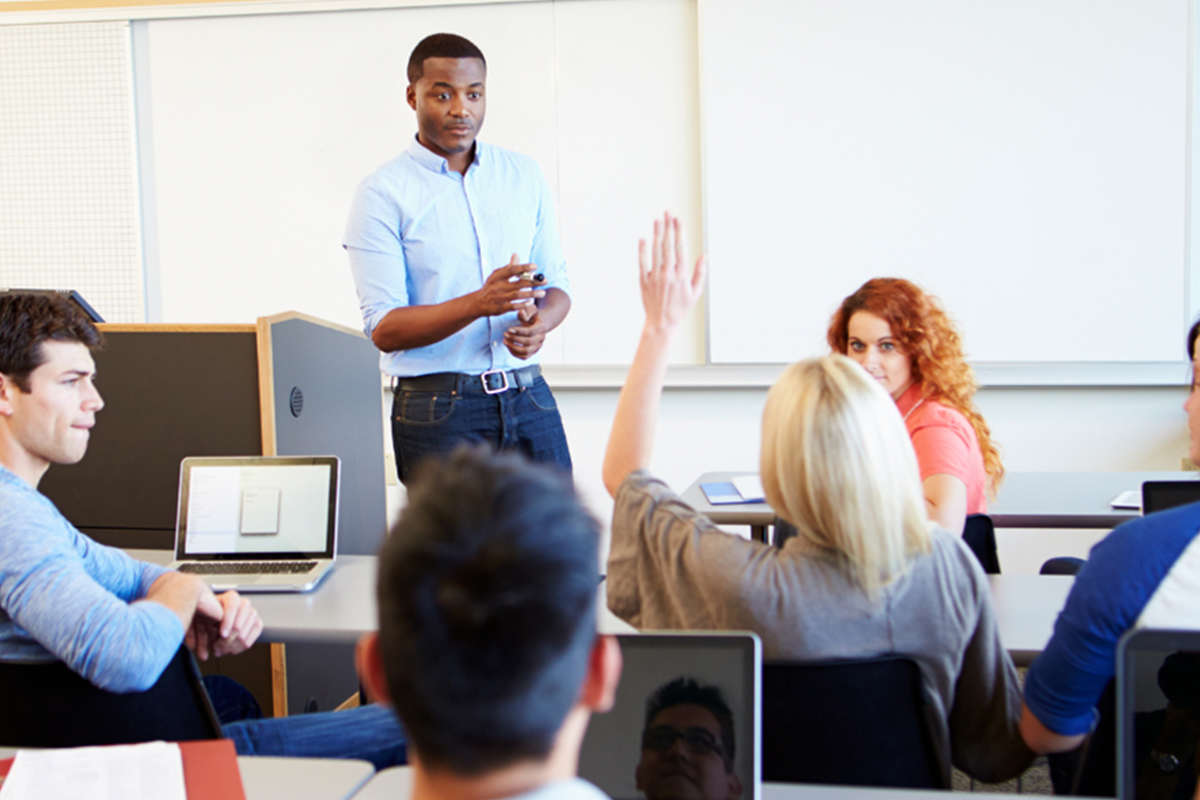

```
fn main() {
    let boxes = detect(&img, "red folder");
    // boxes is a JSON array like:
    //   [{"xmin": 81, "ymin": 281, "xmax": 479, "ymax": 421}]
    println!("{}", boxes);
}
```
[{"xmin": 0, "ymin": 739, "xmax": 245, "ymax": 799}]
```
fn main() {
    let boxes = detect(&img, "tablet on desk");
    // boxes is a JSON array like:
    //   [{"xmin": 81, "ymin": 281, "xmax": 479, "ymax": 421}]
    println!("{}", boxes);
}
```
[
  {"xmin": 700, "ymin": 479, "xmax": 763, "ymax": 503},
  {"xmin": 701, "ymin": 475, "xmax": 765, "ymax": 505}
]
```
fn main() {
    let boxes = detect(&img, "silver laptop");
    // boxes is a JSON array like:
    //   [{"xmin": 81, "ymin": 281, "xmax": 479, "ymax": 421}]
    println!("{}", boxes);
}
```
[
  {"xmin": 1117, "ymin": 627, "xmax": 1200, "ymax": 800},
  {"xmin": 168, "ymin": 455, "xmax": 339, "ymax": 593},
  {"xmin": 577, "ymin": 632, "xmax": 761, "ymax": 800}
]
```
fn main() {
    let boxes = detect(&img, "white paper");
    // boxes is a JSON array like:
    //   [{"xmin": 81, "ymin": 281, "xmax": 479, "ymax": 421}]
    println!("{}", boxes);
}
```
[
  {"xmin": 731, "ymin": 475, "xmax": 766, "ymax": 502},
  {"xmin": 1110, "ymin": 489, "xmax": 1142, "ymax": 510},
  {"xmin": 239, "ymin": 487, "xmax": 281, "ymax": 535},
  {"xmin": 0, "ymin": 742, "xmax": 186, "ymax": 800}
]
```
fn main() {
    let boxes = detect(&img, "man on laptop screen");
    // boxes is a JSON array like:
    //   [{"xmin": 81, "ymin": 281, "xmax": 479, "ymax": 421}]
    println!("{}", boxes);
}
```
[{"xmin": 0, "ymin": 292, "xmax": 404, "ymax": 765}]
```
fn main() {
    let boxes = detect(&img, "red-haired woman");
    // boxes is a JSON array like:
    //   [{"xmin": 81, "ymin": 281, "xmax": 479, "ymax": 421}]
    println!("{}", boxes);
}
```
[{"xmin": 827, "ymin": 278, "xmax": 1003, "ymax": 534}]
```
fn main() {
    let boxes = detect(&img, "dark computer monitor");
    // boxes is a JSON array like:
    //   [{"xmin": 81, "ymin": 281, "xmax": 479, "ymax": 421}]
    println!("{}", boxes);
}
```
[
  {"xmin": 1141, "ymin": 481, "xmax": 1200, "ymax": 515},
  {"xmin": 1117, "ymin": 628, "xmax": 1200, "ymax": 800},
  {"xmin": 0, "ymin": 289, "xmax": 103, "ymax": 322}
]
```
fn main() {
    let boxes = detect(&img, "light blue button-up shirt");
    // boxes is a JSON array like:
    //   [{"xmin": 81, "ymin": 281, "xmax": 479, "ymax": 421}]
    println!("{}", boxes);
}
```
[{"xmin": 344, "ymin": 137, "xmax": 569, "ymax": 377}]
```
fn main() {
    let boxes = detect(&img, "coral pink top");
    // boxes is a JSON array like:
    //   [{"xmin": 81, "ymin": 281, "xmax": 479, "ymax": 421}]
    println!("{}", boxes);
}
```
[{"xmin": 894, "ymin": 383, "xmax": 988, "ymax": 515}]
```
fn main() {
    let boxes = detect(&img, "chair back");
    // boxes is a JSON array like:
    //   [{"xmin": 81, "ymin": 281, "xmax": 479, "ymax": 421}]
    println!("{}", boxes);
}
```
[
  {"xmin": 762, "ymin": 655, "xmax": 944, "ymax": 788},
  {"xmin": 962, "ymin": 513, "xmax": 1001, "ymax": 574},
  {"xmin": 0, "ymin": 645, "xmax": 221, "ymax": 747}
]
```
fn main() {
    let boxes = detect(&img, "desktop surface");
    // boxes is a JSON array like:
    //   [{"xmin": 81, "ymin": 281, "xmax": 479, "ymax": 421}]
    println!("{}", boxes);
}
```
[{"xmin": 685, "ymin": 470, "xmax": 1200, "ymax": 531}]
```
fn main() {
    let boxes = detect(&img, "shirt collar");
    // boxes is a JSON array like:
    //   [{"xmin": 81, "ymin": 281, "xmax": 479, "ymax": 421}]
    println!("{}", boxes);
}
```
[
  {"xmin": 406, "ymin": 134, "xmax": 484, "ymax": 174},
  {"xmin": 894, "ymin": 381, "xmax": 924, "ymax": 416}
]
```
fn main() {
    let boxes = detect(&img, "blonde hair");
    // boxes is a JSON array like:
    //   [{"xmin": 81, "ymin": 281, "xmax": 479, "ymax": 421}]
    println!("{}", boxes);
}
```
[{"xmin": 760, "ymin": 355, "xmax": 931, "ymax": 596}]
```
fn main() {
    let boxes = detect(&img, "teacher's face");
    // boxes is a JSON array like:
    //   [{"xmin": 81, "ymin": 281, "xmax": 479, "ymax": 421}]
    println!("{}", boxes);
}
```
[
  {"xmin": 1184, "ymin": 337, "xmax": 1200, "ymax": 464},
  {"xmin": 846, "ymin": 311, "xmax": 914, "ymax": 400},
  {"xmin": 407, "ymin": 57, "xmax": 486, "ymax": 163}
]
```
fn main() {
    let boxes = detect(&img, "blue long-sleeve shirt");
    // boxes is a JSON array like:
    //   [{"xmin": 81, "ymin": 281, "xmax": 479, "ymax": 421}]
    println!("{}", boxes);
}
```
[
  {"xmin": 0, "ymin": 466, "xmax": 183, "ymax": 692},
  {"xmin": 1024, "ymin": 501, "xmax": 1200, "ymax": 734},
  {"xmin": 343, "ymin": 136, "xmax": 569, "ymax": 377}
]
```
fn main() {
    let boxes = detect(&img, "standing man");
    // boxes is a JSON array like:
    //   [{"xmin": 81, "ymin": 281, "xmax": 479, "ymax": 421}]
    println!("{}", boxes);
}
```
[{"xmin": 344, "ymin": 32, "xmax": 573, "ymax": 483}]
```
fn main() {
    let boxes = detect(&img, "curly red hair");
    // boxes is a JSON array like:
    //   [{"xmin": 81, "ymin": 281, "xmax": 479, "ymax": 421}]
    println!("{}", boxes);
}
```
[{"xmin": 826, "ymin": 278, "xmax": 1004, "ymax": 494}]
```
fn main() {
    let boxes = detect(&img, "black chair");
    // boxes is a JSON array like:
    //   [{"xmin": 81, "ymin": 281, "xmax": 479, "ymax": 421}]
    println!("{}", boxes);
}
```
[
  {"xmin": 962, "ymin": 513, "xmax": 1001, "ymax": 574},
  {"xmin": 762, "ymin": 656, "xmax": 944, "ymax": 788},
  {"xmin": 0, "ymin": 645, "xmax": 222, "ymax": 747},
  {"xmin": 771, "ymin": 515, "xmax": 797, "ymax": 548},
  {"xmin": 1040, "ymin": 556, "xmax": 1085, "ymax": 576},
  {"xmin": 778, "ymin": 513, "xmax": 1001, "ymax": 575}
]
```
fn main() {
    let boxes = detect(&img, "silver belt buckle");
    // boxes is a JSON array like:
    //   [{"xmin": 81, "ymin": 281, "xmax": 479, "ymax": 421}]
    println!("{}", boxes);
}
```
[{"xmin": 480, "ymin": 368, "xmax": 510, "ymax": 395}]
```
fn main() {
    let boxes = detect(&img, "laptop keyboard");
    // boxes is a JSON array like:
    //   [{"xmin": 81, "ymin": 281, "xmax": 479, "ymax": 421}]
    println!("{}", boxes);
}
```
[{"xmin": 177, "ymin": 560, "xmax": 318, "ymax": 575}]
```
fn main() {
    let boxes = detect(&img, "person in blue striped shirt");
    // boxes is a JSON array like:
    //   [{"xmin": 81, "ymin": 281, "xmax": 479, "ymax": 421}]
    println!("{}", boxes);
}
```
[{"xmin": 1020, "ymin": 319, "xmax": 1200, "ymax": 795}]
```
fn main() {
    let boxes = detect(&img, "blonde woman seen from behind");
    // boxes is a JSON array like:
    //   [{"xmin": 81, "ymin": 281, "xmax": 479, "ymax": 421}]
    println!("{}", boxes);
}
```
[
  {"xmin": 760, "ymin": 357, "xmax": 930, "ymax": 597},
  {"xmin": 603, "ymin": 213, "xmax": 1032, "ymax": 786}
]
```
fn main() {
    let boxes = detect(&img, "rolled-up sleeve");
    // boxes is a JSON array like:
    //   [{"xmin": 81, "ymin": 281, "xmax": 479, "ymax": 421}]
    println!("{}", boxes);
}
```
[
  {"xmin": 344, "ymin": 181, "xmax": 409, "ymax": 338},
  {"xmin": 529, "ymin": 163, "xmax": 569, "ymax": 298}
]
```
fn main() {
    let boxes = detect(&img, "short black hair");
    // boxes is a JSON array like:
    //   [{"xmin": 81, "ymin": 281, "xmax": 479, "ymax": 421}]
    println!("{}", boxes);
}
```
[
  {"xmin": 376, "ymin": 445, "xmax": 600, "ymax": 774},
  {"xmin": 407, "ymin": 33, "xmax": 486, "ymax": 84},
  {"xmin": 0, "ymin": 292, "xmax": 102, "ymax": 392},
  {"xmin": 1188, "ymin": 317, "xmax": 1200, "ymax": 361},
  {"xmin": 644, "ymin": 676, "xmax": 737, "ymax": 772}
]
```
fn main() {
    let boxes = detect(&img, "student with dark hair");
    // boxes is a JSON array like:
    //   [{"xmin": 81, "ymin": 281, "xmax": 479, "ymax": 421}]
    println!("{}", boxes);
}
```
[
  {"xmin": 357, "ymin": 446, "xmax": 622, "ymax": 799},
  {"xmin": 636, "ymin": 677, "xmax": 742, "ymax": 800},
  {"xmin": 1019, "ymin": 317, "xmax": 1200, "ymax": 794},
  {"xmin": 0, "ymin": 292, "xmax": 405, "ymax": 766},
  {"xmin": 345, "ymin": 31, "xmax": 573, "ymax": 485}
]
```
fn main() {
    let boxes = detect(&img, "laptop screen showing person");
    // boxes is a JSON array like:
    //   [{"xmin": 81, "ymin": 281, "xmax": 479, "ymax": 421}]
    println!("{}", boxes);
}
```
[
  {"xmin": 1117, "ymin": 627, "xmax": 1200, "ymax": 800},
  {"xmin": 577, "ymin": 632, "xmax": 761, "ymax": 800}
]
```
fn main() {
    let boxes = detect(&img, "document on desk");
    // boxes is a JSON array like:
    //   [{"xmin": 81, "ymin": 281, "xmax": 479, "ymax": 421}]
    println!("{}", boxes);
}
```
[
  {"xmin": 0, "ymin": 741, "xmax": 186, "ymax": 800},
  {"xmin": 701, "ymin": 475, "xmax": 766, "ymax": 505},
  {"xmin": 1110, "ymin": 489, "xmax": 1141, "ymax": 510}
]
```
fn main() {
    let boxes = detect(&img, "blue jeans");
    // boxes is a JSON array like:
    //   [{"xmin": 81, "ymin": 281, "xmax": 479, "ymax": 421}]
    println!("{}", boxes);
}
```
[
  {"xmin": 222, "ymin": 703, "xmax": 407, "ymax": 771},
  {"xmin": 391, "ymin": 374, "xmax": 572, "ymax": 484}
]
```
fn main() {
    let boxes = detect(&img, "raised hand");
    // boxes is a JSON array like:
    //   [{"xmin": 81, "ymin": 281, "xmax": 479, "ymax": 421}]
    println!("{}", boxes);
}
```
[{"xmin": 638, "ymin": 212, "xmax": 705, "ymax": 334}]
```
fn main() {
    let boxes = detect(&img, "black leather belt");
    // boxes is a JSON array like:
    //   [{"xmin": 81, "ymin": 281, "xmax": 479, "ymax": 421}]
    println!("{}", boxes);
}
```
[{"xmin": 392, "ymin": 365, "xmax": 541, "ymax": 396}]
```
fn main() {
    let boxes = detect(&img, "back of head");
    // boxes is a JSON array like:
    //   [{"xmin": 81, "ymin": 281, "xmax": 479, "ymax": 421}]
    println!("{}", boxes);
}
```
[
  {"xmin": 760, "ymin": 355, "xmax": 930, "ymax": 595},
  {"xmin": 0, "ymin": 292, "xmax": 102, "ymax": 391},
  {"xmin": 376, "ymin": 445, "xmax": 600, "ymax": 774},
  {"xmin": 407, "ymin": 32, "xmax": 486, "ymax": 83}
]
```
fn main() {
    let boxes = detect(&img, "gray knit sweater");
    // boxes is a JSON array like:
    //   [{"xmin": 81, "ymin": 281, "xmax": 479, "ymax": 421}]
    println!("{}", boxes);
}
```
[{"xmin": 607, "ymin": 471, "xmax": 1033, "ymax": 785}]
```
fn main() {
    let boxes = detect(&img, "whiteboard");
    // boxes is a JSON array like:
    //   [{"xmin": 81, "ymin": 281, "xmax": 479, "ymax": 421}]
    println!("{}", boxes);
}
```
[
  {"xmin": 0, "ymin": 21, "xmax": 145, "ymax": 322},
  {"xmin": 700, "ymin": 0, "xmax": 1192, "ymax": 366},
  {"xmin": 141, "ymin": 0, "xmax": 704, "ymax": 365}
]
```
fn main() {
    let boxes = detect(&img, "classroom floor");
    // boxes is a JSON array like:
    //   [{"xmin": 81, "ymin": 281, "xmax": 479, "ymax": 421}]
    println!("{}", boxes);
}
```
[{"xmin": 951, "ymin": 667, "xmax": 1052, "ymax": 794}]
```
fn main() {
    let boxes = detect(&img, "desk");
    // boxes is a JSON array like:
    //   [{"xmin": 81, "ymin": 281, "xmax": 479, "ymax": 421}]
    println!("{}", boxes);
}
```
[
  {"xmin": 352, "ymin": 766, "xmax": 1099, "ymax": 799},
  {"xmin": 988, "ymin": 574, "xmax": 1070, "ymax": 665},
  {"xmin": 683, "ymin": 470, "xmax": 1200, "ymax": 538},
  {"xmin": 130, "ymin": 554, "xmax": 1063, "ymax": 664},
  {"xmin": 0, "ymin": 749, "xmax": 374, "ymax": 800},
  {"xmin": 127, "ymin": 552, "xmax": 636, "ymax": 642}
]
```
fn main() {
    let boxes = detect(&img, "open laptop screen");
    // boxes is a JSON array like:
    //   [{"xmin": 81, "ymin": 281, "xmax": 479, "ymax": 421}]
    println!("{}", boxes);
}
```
[
  {"xmin": 1118, "ymin": 628, "xmax": 1200, "ymax": 800},
  {"xmin": 175, "ymin": 456, "xmax": 338, "ymax": 560},
  {"xmin": 1141, "ymin": 481, "xmax": 1200, "ymax": 515},
  {"xmin": 577, "ymin": 632, "xmax": 760, "ymax": 800}
]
